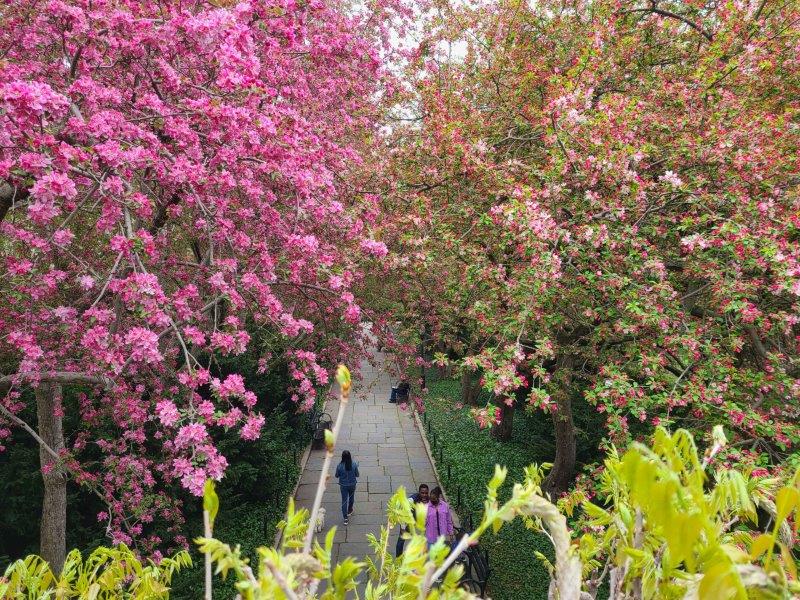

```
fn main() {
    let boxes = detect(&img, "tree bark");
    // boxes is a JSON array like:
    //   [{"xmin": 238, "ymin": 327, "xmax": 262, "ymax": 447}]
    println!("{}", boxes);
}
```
[
  {"xmin": 543, "ymin": 354, "xmax": 576, "ymax": 498},
  {"xmin": 491, "ymin": 400, "xmax": 515, "ymax": 441},
  {"xmin": 0, "ymin": 180, "xmax": 29, "ymax": 223},
  {"xmin": 36, "ymin": 382, "xmax": 67, "ymax": 574},
  {"xmin": 460, "ymin": 370, "xmax": 470, "ymax": 403},
  {"xmin": 460, "ymin": 370, "xmax": 481, "ymax": 405}
]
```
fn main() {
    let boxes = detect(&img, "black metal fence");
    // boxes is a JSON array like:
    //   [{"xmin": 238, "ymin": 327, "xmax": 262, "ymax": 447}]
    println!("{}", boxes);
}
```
[{"xmin": 420, "ymin": 410, "xmax": 478, "ymax": 533}]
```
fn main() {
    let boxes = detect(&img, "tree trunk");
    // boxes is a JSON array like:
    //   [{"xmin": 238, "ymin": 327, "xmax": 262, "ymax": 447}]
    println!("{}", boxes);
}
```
[
  {"xmin": 460, "ymin": 370, "xmax": 481, "ymax": 405},
  {"xmin": 491, "ymin": 400, "xmax": 514, "ymax": 441},
  {"xmin": 543, "ymin": 354, "xmax": 576, "ymax": 498},
  {"xmin": 36, "ymin": 382, "xmax": 67, "ymax": 574}
]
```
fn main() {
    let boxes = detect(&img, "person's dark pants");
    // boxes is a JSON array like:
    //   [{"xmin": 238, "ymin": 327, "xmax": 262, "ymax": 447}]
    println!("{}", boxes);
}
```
[
  {"xmin": 396, "ymin": 530, "xmax": 406, "ymax": 557},
  {"xmin": 340, "ymin": 485, "xmax": 356, "ymax": 519},
  {"xmin": 389, "ymin": 387, "xmax": 397, "ymax": 403}
]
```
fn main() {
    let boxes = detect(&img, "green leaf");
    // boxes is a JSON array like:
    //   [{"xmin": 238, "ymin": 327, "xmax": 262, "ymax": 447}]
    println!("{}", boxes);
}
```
[
  {"xmin": 749, "ymin": 534, "xmax": 773, "ymax": 560},
  {"xmin": 203, "ymin": 479, "xmax": 219, "ymax": 530},
  {"xmin": 775, "ymin": 487, "xmax": 799, "ymax": 528}
]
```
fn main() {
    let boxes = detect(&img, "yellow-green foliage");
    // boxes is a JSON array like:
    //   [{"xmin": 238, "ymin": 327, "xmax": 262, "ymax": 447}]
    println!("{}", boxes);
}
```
[
  {"xmin": 568, "ymin": 426, "xmax": 800, "ymax": 599},
  {"xmin": 0, "ymin": 545, "xmax": 191, "ymax": 599},
  {"xmin": 3, "ymin": 428, "xmax": 797, "ymax": 599}
]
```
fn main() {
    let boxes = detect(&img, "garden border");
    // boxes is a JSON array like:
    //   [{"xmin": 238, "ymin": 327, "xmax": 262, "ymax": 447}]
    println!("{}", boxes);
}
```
[{"xmin": 411, "ymin": 406, "xmax": 460, "ymax": 528}]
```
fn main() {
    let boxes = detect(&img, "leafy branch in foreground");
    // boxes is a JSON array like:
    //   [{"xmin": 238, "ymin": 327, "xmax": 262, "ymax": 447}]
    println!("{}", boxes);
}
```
[
  {"xmin": 3, "ymin": 417, "xmax": 798, "ymax": 599},
  {"xmin": 0, "ymin": 545, "xmax": 191, "ymax": 599},
  {"xmin": 560, "ymin": 426, "xmax": 800, "ymax": 600}
]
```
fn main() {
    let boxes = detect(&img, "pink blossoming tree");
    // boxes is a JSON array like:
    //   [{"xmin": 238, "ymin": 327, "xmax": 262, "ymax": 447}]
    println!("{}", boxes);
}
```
[
  {"xmin": 0, "ymin": 0, "xmax": 404, "ymax": 570},
  {"xmin": 380, "ymin": 0, "xmax": 800, "ymax": 495}
]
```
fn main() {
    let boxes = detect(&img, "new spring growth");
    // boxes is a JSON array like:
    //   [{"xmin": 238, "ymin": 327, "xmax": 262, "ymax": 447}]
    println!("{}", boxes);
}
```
[
  {"xmin": 336, "ymin": 364, "xmax": 351, "ymax": 396},
  {"xmin": 702, "ymin": 424, "xmax": 728, "ymax": 469},
  {"xmin": 203, "ymin": 479, "xmax": 219, "ymax": 531},
  {"xmin": 324, "ymin": 428, "xmax": 335, "ymax": 452}
]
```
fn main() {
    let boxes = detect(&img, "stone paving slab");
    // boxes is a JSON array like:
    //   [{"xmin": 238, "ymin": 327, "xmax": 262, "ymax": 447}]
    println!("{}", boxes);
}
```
[{"xmin": 291, "ymin": 348, "xmax": 440, "ymax": 575}]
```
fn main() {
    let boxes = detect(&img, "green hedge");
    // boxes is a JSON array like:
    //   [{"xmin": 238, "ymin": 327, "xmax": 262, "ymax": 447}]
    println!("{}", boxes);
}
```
[{"xmin": 422, "ymin": 375, "xmax": 606, "ymax": 600}]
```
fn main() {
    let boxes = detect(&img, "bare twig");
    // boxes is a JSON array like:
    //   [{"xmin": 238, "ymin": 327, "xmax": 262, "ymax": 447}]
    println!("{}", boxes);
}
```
[
  {"xmin": 625, "ymin": 5, "xmax": 713, "ymax": 41},
  {"xmin": 89, "ymin": 252, "xmax": 124, "ymax": 309},
  {"xmin": 302, "ymin": 379, "xmax": 351, "ymax": 552},
  {"xmin": 203, "ymin": 511, "xmax": 212, "ymax": 600},
  {"xmin": 669, "ymin": 361, "xmax": 694, "ymax": 397},
  {"xmin": 421, "ymin": 534, "xmax": 471, "ymax": 596},
  {"xmin": 0, "ymin": 402, "xmax": 61, "ymax": 462},
  {"xmin": 264, "ymin": 558, "xmax": 299, "ymax": 600}
]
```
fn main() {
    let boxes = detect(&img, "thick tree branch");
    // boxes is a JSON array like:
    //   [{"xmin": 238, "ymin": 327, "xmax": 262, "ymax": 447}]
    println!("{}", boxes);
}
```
[
  {"xmin": 625, "ymin": 5, "xmax": 713, "ymax": 41},
  {"xmin": 149, "ymin": 193, "xmax": 181, "ymax": 235},
  {"xmin": 0, "ymin": 180, "xmax": 29, "ymax": 223},
  {"xmin": 744, "ymin": 324, "xmax": 769, "ymax": 362},
  {"xmin": 1, "ymin": 371, "xmax": 113, "ymax": 391}
]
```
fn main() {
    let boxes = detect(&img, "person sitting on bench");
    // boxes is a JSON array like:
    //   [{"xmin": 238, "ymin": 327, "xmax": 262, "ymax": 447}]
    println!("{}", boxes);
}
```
[{"xmin": 390, "ymin": 379, "xmax": 410, "ymax": 404}]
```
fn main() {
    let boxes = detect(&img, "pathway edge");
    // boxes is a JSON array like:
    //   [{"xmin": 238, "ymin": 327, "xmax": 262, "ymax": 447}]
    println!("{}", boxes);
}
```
[
  {"xmin": 273, "ymin": 382, "xmax": 341, "ymax": 548},
  {"xmin": 411, "ymin": 406, "xmax": 460, "ymax": 528}
]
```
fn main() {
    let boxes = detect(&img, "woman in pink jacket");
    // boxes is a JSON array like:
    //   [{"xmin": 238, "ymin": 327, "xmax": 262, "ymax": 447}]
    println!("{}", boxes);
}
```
[{"xmin": 424, "ymin": 486, "xmax": 454, "ymax": 546}]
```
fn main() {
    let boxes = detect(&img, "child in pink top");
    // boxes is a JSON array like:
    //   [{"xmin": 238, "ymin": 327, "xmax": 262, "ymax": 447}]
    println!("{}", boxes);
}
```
[{"xmin": 424, "ymin": 486, "xmax": 454, "ymax": 545}]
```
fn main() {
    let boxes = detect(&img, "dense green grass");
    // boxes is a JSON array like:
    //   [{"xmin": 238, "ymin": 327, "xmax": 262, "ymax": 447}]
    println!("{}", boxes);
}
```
[{"xmin": 422, "ymin": 375, "xmax": 606, "ymax": 600}]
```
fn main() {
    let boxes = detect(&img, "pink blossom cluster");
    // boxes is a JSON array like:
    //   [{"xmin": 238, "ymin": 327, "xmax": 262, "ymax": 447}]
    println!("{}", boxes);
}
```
[{"xmin": 0, "ymin": 0, "xmax": 405, "ymax": 553}]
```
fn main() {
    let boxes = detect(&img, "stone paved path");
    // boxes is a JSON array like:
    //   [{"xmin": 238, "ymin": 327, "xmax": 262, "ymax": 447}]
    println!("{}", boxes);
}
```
[{"xmin": 293, "ymin": 349, "xmax": 438, "ymax": 566}]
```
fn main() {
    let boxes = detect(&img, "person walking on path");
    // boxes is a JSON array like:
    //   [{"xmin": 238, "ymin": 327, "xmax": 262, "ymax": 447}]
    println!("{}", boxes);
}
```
[
  {"xmin": 424, "ymin": 486, "xmax": 454, "ymax": 547},
  {"xmin": 396, "ymin": 484, "xmax": 429, "ymax": 557},
  {"xmin": 335, "ymin": 450, "xmax": 359, "ymax": 525}
]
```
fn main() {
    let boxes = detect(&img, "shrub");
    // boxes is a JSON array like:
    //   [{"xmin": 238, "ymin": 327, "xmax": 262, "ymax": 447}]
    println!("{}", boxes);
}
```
[
  {"xmin": 8, "ymin": 431, "xmax": 798, "ymax": 600},
  {"xmin": 421, "ymin": 375, "xmax": 607, "ymax": 599},
  {"xmin": 1, "ymin": 545, "xmax": 191, "ymax": 599},
  {"xmin": 5, "ymin": 365, "xmax": 797, "ymax": 600}
]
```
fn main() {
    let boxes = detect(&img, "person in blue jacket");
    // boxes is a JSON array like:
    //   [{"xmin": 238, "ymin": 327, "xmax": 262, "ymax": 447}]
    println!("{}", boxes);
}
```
[{"xmin": 335, "ymin": 450, "xmax": 359, "ymax": 525}]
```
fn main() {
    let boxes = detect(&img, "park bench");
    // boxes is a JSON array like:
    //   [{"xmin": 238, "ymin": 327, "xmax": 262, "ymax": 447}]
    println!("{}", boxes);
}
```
[
  {"xmin": 459, "ymin": 545, "xmax": 492, "ymax": 597},
  {"xmin": 452, "ymin": 516, "xmax": 492, "ymax": 596},
  {"xmin": 309, "ymin": 407, "xmax": 332, "ymax": 450}
]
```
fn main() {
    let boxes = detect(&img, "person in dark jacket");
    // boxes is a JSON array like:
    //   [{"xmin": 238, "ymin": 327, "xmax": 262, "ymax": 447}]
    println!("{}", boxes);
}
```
[
  {"xmin": 334, "ymin": 450, "xmax": 359, "ymax": 525},
  {"xmin": 395, "ymin": 484, "xmax": 429, "ymax": 557},
  {"xmin": 390, "ymin": 379, "xmax": 410, "ymax": 404}
]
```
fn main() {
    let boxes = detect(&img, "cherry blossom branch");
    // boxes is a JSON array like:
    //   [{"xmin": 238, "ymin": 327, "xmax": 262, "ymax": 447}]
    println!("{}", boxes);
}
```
[
  {"xmin": 550, "ymin": 113, "xmax": 578, "ymax": 174},
  {"xmin": 89, "ymin": 252, "xmax": 124, "ymax": 309},
  {"xmin": 625, "ymin": 4, "xmax": 713, "ymax": 41},
  {"xmin": 123, "ymin": 207, "xmax": 196, "ymax": 370},
  {"xmin": 118, "ymin": 297, "xmax": 222, "ymax": 374}
]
